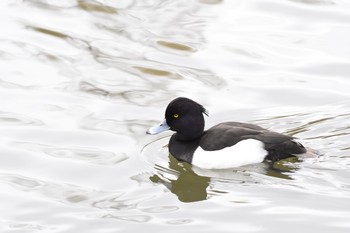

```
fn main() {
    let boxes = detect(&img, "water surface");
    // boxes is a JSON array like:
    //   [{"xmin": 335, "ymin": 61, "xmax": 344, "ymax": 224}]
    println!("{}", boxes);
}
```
[{"xmin": 1, "ymin": 0, "xmax": 350, "ymax": 232}]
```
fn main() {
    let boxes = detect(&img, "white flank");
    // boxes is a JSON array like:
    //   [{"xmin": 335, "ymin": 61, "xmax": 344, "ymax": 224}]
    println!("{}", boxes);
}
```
[{"xmin": 192, "ymin": 139, "xmax": 268, "ymax": 169}]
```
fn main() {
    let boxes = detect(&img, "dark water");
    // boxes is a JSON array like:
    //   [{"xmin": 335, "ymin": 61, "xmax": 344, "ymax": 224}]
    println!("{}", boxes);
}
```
[{"xmin": 1, "ymin": 0, "xmax": 350, "ymax": 232}]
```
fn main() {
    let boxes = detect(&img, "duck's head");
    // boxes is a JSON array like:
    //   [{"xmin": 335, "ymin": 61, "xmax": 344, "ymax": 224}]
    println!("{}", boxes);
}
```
[{"xmin": 147, "ymin": 97, "xmax": 208, "ymax": 141}]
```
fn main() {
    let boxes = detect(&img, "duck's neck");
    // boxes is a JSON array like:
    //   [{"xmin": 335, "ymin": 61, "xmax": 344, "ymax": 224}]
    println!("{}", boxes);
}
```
[
  {"xmin": 176, "ymin": 130, "xmax": 203, "ymax": 141},
  {"xmin": 176, "ymin": 118, "xmax": 204, "ymax": 141}
]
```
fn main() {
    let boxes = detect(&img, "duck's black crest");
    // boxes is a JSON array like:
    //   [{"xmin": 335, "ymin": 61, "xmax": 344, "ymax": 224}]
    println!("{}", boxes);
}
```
[
  {"xmin": 166, "ymin": 97, "xmax": 208, "ymax": 118},
  {"xmin": 165, "ymin": 97, "xmax": 207, "ymax": 141}
]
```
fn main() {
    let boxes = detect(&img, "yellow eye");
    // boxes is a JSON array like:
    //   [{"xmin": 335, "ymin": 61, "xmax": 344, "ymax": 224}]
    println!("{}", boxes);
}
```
[{"xmin": 174, "ymin": 114, "xmax": 179, "ymax": 119}]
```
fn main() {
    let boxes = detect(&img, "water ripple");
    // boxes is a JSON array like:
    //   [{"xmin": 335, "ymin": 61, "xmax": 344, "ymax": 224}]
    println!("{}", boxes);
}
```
[
  {"xmin": 289, "ymin": 0, "xmax": 335, "ymax": 5},
  {"xmin": 0, "ymin": 111, "xmax": 43, "ymax": 126},
  {"xmin": 29, "ymin": 26, "xmax": 70, "ymax": 40},
  {"xmin": 102, "ymin": 214, "xmax": 151, "ymax": 223},
  {"xmin": 141, "ymin": 206, "xmax": 179, "ymax": 213},
  {"xmin": 166, "ymin": 219, "xmax": 193, "ymax": 225},
  {"xmin": 80, "ymin": 114, "xmax": 154, "ymax": 137},
  {"xmin": 156, "ymin": 40, "xmax": 197, "ymax": 52},
  {"xmin": 0, "ymin": 175, "xmax": 43, "ymax": 191},
  {"xmin": 77, "ymin": 0, "xmax": 118, "ymax": 14},
  {"xmin": 12, "ymin": 141, "xmax": 128, "ymax": 165},
  {"xmin": 0, "ymin": 173, "xmax": 150, "ymax": 212},
  {"xmin": 0, "ymin": 220, "xmax": 50, "ymax": 232}
]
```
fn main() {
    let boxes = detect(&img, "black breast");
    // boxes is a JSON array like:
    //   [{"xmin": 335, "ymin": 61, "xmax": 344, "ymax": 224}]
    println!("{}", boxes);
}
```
[{"xmin": 168, "ymin": 133, "xmax": 200, "ymax": 163}]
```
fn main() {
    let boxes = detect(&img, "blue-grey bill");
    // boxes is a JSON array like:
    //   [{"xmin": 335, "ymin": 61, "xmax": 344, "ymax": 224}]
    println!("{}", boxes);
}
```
[{"xmin": 147, "ymin": 119, "xmax": 170, "ymax": 135}]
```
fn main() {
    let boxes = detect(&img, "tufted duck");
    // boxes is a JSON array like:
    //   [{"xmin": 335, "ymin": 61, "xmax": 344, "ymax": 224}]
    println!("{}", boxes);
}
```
[{"xmin": 147, "ymin": 97, "xmax": 317, "ymax": 169}]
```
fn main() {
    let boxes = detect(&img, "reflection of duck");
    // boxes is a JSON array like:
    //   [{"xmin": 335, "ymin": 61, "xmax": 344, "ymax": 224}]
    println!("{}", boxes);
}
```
[
  {"xmin": 150, "ymin": 155, "xmax": 210, "ymax": 202},
  {"xmin": 147, "ymin": 97, "xmax": 318, "ymax": 169},
  {"xmin": 149, "ymin": 154, "xmax": 298, "ymax": 202}
]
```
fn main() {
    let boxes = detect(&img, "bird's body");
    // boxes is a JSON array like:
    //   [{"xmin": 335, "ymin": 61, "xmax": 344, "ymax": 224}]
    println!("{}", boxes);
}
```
[{"xmin": 147, "ymin": 97, "xmax": 317, "ymax": 169}]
